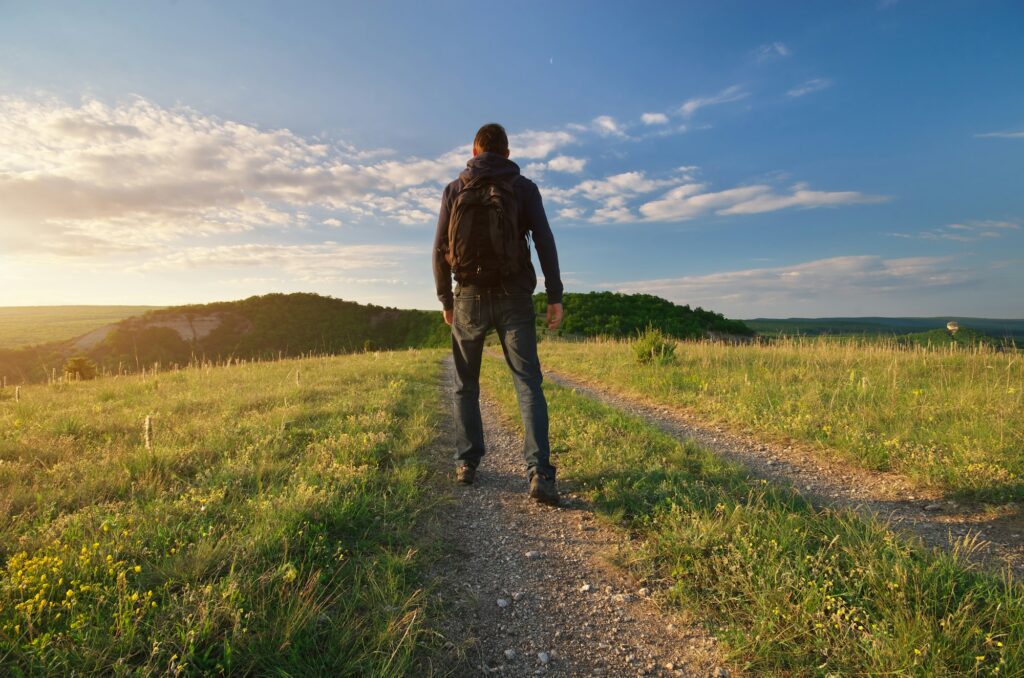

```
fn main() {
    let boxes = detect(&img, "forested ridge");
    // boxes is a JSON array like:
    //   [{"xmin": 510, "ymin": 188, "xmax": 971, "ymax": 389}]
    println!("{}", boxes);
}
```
[
  {"xmin": 536, "ymin": 291, "xmax": 753, "ymax": 339},
  {"xmin": 0, "ymin": 291, "xmax": 754, "ymax": 384}
]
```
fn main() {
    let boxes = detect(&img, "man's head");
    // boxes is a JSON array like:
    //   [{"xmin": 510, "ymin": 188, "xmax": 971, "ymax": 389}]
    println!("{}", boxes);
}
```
[{"xmin": 473, "ymin": 123, "xmax": 510, "ymax": 158}]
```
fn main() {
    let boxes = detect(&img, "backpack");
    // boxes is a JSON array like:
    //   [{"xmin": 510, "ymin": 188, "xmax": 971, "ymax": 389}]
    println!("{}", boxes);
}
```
[{"xmin": 445, "ymin": 175, "xmax": 527, "ymax": 286}]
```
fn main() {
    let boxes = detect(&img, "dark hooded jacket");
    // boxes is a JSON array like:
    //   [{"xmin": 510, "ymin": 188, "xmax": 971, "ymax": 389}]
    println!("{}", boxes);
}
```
[{"xmin": 433, "ymin": 152, "xmax": 564, "ymax": 310}]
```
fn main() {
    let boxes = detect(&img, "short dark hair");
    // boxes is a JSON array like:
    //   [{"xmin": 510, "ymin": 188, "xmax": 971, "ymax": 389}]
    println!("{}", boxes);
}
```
[{"xmin": 473, "ymin": 123, "xmax": 509, "ymax": 155}]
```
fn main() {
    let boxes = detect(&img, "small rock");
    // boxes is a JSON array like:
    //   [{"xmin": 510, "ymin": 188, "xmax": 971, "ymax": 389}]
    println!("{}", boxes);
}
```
[
  {"xmin": 497, "ymin": 598, "xmax": 509, "ymax": 608},
  {"xmin": 665, "ymin": 662, "xmax": 675, "ymax": 670},
  {"xmin": 538, "ymin": 651, "xmax": 551, "ymax": 664},
  {"xmin": 513, "ymin": 591, "xmax": 525, "ymax": 601},
  {"xmin": 525, "ymin": 550, "xmax": 540, "ymax": 559},
  {"xmin": 579, "ymin": 583, "xmax": 592, "ymax": 593},
  {"xmin": 504, "ymin": 649, "xmax": 517, "ymax": 660},
  {"xmin": 637, "ymin": 587, "xmax": 650, "ymax": 597}
]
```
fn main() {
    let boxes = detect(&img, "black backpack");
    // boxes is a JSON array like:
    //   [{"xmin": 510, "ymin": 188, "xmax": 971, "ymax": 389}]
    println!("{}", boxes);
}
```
[{"xmin": 445, "ymin": 175, "xmax": 527, "ymax": 286}]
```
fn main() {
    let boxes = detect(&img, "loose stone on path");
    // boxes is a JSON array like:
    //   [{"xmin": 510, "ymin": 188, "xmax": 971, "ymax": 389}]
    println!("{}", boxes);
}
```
[{"xmin": 428, "ymin": 358, "xmax": 721, "ymax": 676}]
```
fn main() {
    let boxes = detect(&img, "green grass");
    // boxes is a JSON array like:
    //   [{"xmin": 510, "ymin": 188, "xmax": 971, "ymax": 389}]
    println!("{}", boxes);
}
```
[
  {"xmin": 0, "ymin": 306, "xmax": 160, "ymax": 349},
  {"xmin": 0, "ymin": 349, "xmax": 445, "ymax": 675},
  {"xmin": 482, "ymin": 355, "xmax": 1023, "ymax": 675},
  {"xmin": 538, "ymin": 337, "xmax": 1024, "ymax": 502}
]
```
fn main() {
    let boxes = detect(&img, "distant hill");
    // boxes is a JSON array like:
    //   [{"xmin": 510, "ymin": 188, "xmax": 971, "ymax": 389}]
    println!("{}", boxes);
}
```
[
  {"xmin": 901, "ymin": 327, "xmax": 998, "ymax": 348},
  {"xmin": 0, "ymin": 305, "xmax": 161, "ymax": 349},
  {"xmin": 0, "ymin": 293, "xmax": 448, "ymax": 384},
  {"xmin": 537, "ymin": 291, "xmax": 753, "ymax": 339},
  {"xmin": 746, "ymin": 317, "xmax": 1024, "ymax": 342}
]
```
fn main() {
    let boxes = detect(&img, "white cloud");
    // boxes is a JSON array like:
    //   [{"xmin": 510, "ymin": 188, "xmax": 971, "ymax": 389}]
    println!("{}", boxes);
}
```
[
  {"xmin": 590, "ymin": 196, "xmax": 637, "ymax": 224},
  {"xmin": 132, "ymin": 242, "xmax": 418, "ymax": 283},
  {"xmin": 366, "ymin": 146, "xmax": 467, "ymax": 188},
  {"xmin": 639, "ymin": 184, "xmax": 759, "ymax": 221},
  {"xmin": 541, "ymin": 164, "xmax": 882, "ymax": 225},
  {"xmin": 890, "ymin": 219, "xmax": 1020, "ymax": 242},
  {"xmin": 718, "ymin": 185, "xmax": 886, "ymax": 214},
  {"xmin": 756, "ymin": 42, "xmax": 791, "ymax": 61},
  {"xmin": 0, "ymin": 89, "xmax": 890, "ymax": 302},
  {"xmin": 639, "ymin": 182, "xmax": 887, "ymax": 222},
  {"xmin": 546, "ymin": 155, "xmax": 587, "ymax": 173},
  {"xmin": 679, "ymin": 85, "xmax": 749, "ymax": 118},
  {"xmin": 787, "ymin": 78, "xmax": 834, "ymax": 97},
  {"xmin": 603, "ymin": 255, "xmax": 967, "ymax": 316},
  {"xmin": 0, "ymin": 94, "xmax": 590, "ymax": 262},
  {"xmin": 975, "ymin": 129, "xmax": 1024, "ymax": 139},
  {"xmin": 641, "ymin": 112, "xmax": 669, "ymax": 125},
  {"xmin": 507, "ymin": 129, "xmax": 576, "ymax": 158},
  {"xmin": 591, "ymin": 115, "xmax": 625, "ymax": 137},
  {"xmin": 572, "ymin": 171, "xmax": 676, "ymax": 201},
  {"xmin": 0, "ymin": 94, "xmax": 383, "ymax": 254}
]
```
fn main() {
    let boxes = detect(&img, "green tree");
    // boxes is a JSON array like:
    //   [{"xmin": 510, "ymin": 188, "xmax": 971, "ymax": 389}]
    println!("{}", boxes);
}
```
[{"xmin": 63, "ymin": 356, "xmax": 98, "ymax": 380}]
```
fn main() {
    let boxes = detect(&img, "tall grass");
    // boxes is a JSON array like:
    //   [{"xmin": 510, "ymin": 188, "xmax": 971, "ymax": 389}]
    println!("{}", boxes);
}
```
[
  {"xmin": 0, "ymin": 349, "xmax": 445, "ymax": 674},
  {"xmin": 539, "ymin": 337, "xmax": 1024, "ymax": 502},
  {"xmin": 482, "ymin": 355, "xmax": 1023, "ymax": 675}
]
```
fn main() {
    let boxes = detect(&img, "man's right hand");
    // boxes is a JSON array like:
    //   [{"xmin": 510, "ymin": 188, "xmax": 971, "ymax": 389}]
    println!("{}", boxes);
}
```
[
  {"xmin": 443, "ymin": 308, "xmax": 453, "ymax": 326},
  {"xmin": 546, "ymin": 303, "xmax": 563, "ymax": 331}
]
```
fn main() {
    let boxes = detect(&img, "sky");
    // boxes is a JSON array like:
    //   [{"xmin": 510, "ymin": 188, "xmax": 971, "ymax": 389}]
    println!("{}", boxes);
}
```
[{"xmin": 0, "ymin": 0, "xmax": 1022, "ymax": 318}]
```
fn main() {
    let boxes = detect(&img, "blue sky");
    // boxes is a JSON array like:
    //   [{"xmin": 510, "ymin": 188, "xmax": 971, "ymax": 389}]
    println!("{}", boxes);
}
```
[{"xmin": 0, "ymin": 0, "xmax": 1021, "ymax": 317}]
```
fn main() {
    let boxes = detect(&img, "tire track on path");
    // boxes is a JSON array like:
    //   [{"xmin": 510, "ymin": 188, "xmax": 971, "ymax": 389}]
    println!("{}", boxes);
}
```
[
  {"xmin": 429, "ymin": 358, "xmax": 723, "ymax": 677},
  {"xmin": 544, "ymin": 367, "xmax": 1024, "ymax": 577}
]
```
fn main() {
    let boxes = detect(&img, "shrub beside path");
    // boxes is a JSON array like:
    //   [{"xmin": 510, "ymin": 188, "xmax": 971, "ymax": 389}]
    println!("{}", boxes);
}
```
[
  {"xmin": 428, "ymin": 359, "xmax": 723, "ymax": 676},
  {"xmin": 544, "ymin": 368, "xmax": 1024, "ymax": 577}
]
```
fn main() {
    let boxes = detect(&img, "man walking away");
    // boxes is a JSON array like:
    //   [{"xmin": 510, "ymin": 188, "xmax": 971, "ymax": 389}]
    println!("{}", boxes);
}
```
[{"xmin": 432, "ymin": 123, "xmax": 564, "ymax": 505}]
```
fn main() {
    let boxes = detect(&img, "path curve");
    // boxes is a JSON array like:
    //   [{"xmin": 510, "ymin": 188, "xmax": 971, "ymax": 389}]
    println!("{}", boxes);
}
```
[{"xmin": 544, "ymin": 368, "xmax": 1024, "ymax": 577}]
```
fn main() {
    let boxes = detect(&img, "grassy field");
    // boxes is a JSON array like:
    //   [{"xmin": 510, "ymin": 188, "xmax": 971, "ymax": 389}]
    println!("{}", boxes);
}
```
[
  {"xmin": 0, "ymin": 306, "xmax": 160, "ymax": 349},
  {"xmin": 0, "ymin": 349, "xmax": 445, "ymax": 675},
  {"xmin": 482, "ymin": 355, "xmax": 1023, "ymax": 675},
  {"xmin": 538, "ymin": 337, "xmax": 1024, "ymax": 502}
]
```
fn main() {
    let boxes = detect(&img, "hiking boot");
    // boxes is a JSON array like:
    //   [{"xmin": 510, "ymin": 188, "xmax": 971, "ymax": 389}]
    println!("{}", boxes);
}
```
[
  {"xmin": 455, "ymin": 464, "xmax": 476, "ymax": 485},
  {"xmin": 529, "ymin": 473, "xmax": 559, "ymax": 506}
]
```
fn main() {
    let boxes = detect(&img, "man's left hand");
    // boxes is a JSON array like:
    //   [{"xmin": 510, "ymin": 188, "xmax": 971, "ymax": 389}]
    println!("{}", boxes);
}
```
[{"xmin": 546, "ymin": 303, "xmax": 563, "ymax": 331}]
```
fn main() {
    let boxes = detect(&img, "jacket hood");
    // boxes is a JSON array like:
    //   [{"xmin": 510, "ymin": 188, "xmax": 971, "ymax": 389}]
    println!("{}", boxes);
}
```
[{"xmin": 458, "ymin": 152, "xmax": 521, "ymax": 184}]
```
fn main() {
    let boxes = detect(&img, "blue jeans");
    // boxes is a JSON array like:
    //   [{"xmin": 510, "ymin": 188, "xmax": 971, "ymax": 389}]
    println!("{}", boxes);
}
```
[{"xmin": 451, "ymin": 285, "xmax": 556, "ymax": 480}]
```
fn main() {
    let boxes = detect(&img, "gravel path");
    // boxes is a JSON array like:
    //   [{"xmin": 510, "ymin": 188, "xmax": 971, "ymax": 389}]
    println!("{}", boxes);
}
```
[
  {"xmin": 429, "ymin": 359, "xmax": 724, "ymax": 677},
  {"xmin": 544, "ymin": 368, "xmax": 1024, "ymax": 577}
]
